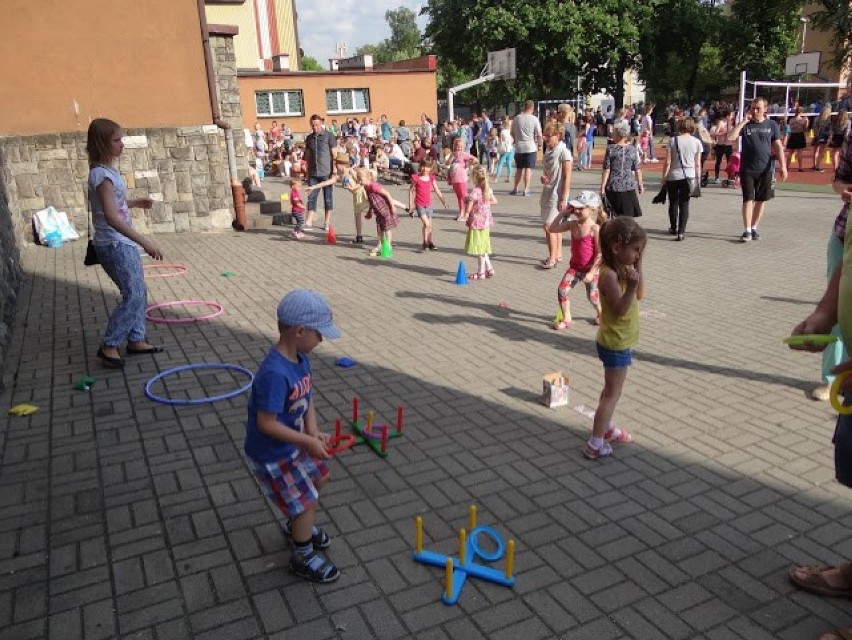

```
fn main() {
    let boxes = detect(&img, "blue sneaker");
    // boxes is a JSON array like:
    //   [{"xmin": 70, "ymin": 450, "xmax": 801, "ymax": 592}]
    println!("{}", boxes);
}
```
[
  {"xmin": 289, "ymin": 549, "xmax": 340, "ymax": 583},
  {"xmin": 751, "ymin": 229, "xmax": 761, "ymax": 241},
  {"xmin": 740, "ymin": 231, "xmax": 752, "ymax": 242}
]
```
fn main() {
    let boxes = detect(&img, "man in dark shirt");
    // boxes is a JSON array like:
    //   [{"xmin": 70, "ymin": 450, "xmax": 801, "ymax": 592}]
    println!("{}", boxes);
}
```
[
  {"xmin": 304, "ymin": 114, "xmax": 336, "ymax": 230},
  {"xmin": 727, "ymin": 97, "xmax": 787, "ymax": 241}
]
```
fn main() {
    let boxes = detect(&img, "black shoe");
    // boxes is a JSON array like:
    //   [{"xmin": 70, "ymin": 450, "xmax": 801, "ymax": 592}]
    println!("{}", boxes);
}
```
[
  {"xmin": 668, "ymin": 227, "xmax": 677, "ymax": 235},
  {"xmin": 751, "ymin": 229, "xmax": 761, "ymax": 241},
  {"xmin": 350, "ymin": 236, "xmax": 363, "ymax": 245},
  {"xmin": 289, "ymin": 549, "xmax": 339, "ymax": 583},
  {"xmin": 96, "ymin": 347, "xmax": 124, "ymax": 369},
  {"xmin": 677, "ymin": 233, "xmax": 684, "ymax": 241},
  {"xmin": 126, "ymin": 345, "xmax": 164, "ymax": 355},
  {"xmin": 428, "ymin": 242, "xmax": 437, "ymax": 251}
]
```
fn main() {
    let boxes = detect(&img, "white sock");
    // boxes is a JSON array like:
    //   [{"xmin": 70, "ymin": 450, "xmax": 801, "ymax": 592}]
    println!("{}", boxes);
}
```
[{"xmin": 589, "ymin": 436, "xmax": 604, "ymax": 449}]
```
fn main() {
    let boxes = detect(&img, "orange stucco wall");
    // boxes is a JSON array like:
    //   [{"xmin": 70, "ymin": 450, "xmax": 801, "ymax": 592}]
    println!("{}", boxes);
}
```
[
  {"xmin": 0, "ymin": 0, "xmax": 211, "ymax": 136},
  {"xmin": 237, "ymin": 71, "xmax": 438, "ymax": 134}
]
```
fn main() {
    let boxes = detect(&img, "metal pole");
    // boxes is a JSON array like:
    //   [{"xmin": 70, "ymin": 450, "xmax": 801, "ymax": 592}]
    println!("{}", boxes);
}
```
[{"xmin": 448, "ymin": 89, "xmax": 455, "ymax": 123}]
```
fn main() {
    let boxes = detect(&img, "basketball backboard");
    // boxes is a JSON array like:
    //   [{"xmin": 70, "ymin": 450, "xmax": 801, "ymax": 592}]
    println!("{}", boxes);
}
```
[
  {"xmin": 487, "ymin": 48, "xmax": 516, "ymax": 80},
  {"xmin": 785, "ymin": 52, "xmax": 820, "ymax": 76}
]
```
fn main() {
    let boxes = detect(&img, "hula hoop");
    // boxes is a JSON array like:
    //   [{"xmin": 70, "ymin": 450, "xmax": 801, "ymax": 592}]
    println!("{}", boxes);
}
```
[
  {"xmin": 144, "ymin": 263, "xmax": 188, "ymax": 278},
  {"xmin": 830, "ymin": 370, "xmax": 852, "ymax": 415},
  {"xmin": 146, "ymin": 300, "xmax": 224, "ymax": 324},
  {"xmin": 145, "ymin": 363, "xmax": 254, "ymax": 405}
]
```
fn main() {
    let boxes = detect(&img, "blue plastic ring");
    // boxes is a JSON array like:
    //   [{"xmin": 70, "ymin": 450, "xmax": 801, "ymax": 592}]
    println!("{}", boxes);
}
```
[
  {"xmin": 145, "ymin": 363, "xmax": 254, "ymax": 406},
  {"xmin": 469, "ymin": 526, "xmax": 504, "ymax": 562}
]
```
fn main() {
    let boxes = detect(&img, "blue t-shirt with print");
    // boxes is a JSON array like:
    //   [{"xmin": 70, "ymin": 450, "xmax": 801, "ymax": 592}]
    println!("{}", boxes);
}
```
[
  {"xmin": 244, "ymin": 347, "xmax": 312, "ymax": 463},
  {"xmin": 88, "ymin": 164, "xmax": 134, "ymax": 246}
]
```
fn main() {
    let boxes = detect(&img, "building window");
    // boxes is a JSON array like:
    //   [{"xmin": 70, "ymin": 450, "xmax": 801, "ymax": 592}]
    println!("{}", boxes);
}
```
[
  {"xmin": 255, "ymin": 90, "xmax": 303, "ymax": 117},
  {"xmin": 326, "ymin": 89, "xmax": 370, "ymax": 114}
]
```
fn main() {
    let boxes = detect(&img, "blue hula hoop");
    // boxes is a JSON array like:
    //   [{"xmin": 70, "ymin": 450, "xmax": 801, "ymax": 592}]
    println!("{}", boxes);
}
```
[{"xmin": 145, "ymin": 363, "xmax": 254, "ymax": 406}]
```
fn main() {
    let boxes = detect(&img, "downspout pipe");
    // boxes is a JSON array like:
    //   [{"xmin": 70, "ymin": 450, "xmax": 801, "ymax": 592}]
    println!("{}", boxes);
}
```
[{"xmin": 196, "ymin": 0, "xmax": 247, "ymax": 230}]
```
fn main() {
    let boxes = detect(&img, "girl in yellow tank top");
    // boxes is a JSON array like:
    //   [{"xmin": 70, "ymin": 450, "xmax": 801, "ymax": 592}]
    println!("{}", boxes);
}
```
[{"xmin": 584, "ymin": 217, "xmax": 647, "ymax": 460}]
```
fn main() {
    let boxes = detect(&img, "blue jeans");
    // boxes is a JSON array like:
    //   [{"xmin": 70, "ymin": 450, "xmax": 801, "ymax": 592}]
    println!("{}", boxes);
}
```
[
  {"xmin": 95, "ymin": 242, "xmax": 147, "ymax": 347},
  {"xmin": 580, "ymin": 143, "xmax": 592, "ymax": 169},
  {"xmin": 495, "ymin": 151, "xmax": 514, "ymax": 179},
  {"xmin": 307, "ymin": 175, "xmax": 333, "ymax": 212}
]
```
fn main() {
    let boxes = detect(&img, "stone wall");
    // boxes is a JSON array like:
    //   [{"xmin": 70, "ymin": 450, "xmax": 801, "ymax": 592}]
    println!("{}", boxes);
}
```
[
  {"xmin": 211, "ymin": 32, "xmax": 249, "ymax": 177},
  {"xmin": 0, "ymin": 126, "xmax": 236, "ymax": 238}
]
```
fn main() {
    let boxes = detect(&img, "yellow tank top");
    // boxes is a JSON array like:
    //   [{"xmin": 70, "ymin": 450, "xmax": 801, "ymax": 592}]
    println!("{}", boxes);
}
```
[{"xmin": 596, "ymin": 266, "xmax": 640, "ymax": 350}]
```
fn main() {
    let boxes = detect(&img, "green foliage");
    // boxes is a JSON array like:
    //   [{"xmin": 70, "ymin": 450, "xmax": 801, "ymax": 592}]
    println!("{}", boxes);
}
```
[
  {"xmin": 423, "ymin": 0, "xmax": 663, "ymax": 107},
  {"xmin": 300, "ymin": 55, "xmax": 323, "ymax": 72},
  {"xmin": 355, "ymin": 6, "xmax": 423, "ymax": 64},
  {"xmin": 722, "ymin": 0, "xmax": 806, "ymax": 79},
  {"xmin": 638, "ymin": 0, "xmax": 735, "ymax": 102},
  {"xmin": 807, "ymin": 0, "xmax": 852, "ymax": 71}
]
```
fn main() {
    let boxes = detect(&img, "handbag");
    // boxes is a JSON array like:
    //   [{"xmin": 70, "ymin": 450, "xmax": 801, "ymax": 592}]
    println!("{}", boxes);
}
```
[
  {"xmin": 674, "ymin": 137, "xmax": 701, "ymax": 199},
  {"xmin": 83, "ymin": 188, "xmax": 99, "ymax": 266}
]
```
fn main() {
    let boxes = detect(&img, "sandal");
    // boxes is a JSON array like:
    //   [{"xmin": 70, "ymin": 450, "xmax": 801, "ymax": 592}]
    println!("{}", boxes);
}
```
[
  {"xmin": 469, "ymin": 272, "xmax": 486, "ymax": 281},
  {"xmin": 368, "ymin": 248, "xmax": 380, "ymax": 257},
  {"xmin": 582, "ymin": 442, "xmax": 613, "ymax": 460},
  {"xmin": 551, "ymin": 320, "xmax": 572, "ymax": 330},
  {"xmin": 542, "ymin": 260, "xmax": 556, "ymax": 270},
  {"xmin": 789, "ymin": 564, "xmax": 852, "ymax": 599},
  {"xmin": 485, "ymin": 269, "xmax": 495, "ymax": 278},
  {"xmin": 289, "ymin": 549, "xmax": 340, "ymax": 583},
  {"xmin": 604, "ymin": 427, "xmax": 634, "ymax": 444}
]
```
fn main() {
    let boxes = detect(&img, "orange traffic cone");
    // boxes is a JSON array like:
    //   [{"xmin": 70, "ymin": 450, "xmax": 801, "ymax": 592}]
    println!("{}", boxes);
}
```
[{"xmin": 326, "ymin": 225, "xmax": 337, "ymax": 244}]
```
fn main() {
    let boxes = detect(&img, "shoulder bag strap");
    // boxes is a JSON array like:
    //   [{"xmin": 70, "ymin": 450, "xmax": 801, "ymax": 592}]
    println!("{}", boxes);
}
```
[{"xmin": 673, "ymin": 136, "xmax": 688, "ymax": 180}]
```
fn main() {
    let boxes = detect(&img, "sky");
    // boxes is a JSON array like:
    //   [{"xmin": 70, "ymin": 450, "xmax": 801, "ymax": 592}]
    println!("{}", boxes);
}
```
[{"xmin": 297, "ymin": 0, "xmax": 429, "ymax": 65}]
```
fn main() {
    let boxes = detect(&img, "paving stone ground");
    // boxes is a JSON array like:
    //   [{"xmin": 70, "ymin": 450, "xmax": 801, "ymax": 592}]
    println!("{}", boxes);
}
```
[{"xmin": 2, "ymin": 166, "xmax": 852, "ymax": 640}]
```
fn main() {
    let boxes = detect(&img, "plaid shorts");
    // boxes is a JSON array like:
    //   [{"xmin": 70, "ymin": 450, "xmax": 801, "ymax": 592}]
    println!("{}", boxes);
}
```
[{"xmin": 250, "ymin": 449, "xmax": 330, "ymax": 518}]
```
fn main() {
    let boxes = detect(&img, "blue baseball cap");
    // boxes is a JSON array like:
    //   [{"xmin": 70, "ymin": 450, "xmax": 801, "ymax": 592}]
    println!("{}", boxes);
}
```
[{"xmin": 276, "ymin": 289, "xmax": 341, "ymax": 339}]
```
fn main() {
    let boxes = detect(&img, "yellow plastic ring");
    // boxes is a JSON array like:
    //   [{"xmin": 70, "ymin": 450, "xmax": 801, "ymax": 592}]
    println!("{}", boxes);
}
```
[{"xmin": 830, "ymin": 370, "xmax": 852, "ymax": 415}]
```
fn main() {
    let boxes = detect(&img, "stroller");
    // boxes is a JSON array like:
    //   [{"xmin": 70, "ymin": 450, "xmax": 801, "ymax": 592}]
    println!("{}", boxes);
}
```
[{"xmin": 723, "ymin": 151, "xmax": 740, "ymax": 188}]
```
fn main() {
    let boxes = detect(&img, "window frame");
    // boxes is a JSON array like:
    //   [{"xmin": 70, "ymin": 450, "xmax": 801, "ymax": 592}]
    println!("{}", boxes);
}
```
[
  {"xmin": 254, "ymin": 89, "xmax": 304, "ymax": 118},
  {"xmin": 325, "ymin": 88, "xmax": 371, "ymax": 115}
]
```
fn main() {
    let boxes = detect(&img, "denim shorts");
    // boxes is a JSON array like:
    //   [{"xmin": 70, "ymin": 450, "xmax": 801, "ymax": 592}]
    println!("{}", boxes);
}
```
[
  {"xmin": 596, "ymin": 342, "xmax": 633, "ymax": 368},
  {"xmin": 833, "ymin": 407, "xmax": 852, "ymax": 487},
  {"xmin": 415, "ymin": 205, "xmax": 433, "ymax": 219}
]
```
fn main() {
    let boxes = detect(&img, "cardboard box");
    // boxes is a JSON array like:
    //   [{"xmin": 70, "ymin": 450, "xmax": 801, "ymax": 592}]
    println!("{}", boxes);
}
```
[{"xmin": 542, "ymin": 372, "xmax": 569, "ymax": 408}]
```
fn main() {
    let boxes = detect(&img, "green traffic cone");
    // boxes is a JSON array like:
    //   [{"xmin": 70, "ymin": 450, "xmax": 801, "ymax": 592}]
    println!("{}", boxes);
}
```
[{"xmin": 380, "ymin": 235, "xmax": 392, "ymax": 258}]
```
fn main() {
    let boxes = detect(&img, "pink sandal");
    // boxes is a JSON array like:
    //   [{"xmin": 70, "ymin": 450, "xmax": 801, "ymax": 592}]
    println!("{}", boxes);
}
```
[
  {"xmin": 604, "ymin": 427, "xmax": 634, "ymax": 444},
  {"xmin": 485, "ymin": 269, "xmax": 495, "ymax": 278},
  {"xmin": 469, "ymin": 272, "xmax": 486, "ymax": 281},
  {"xmin": 551, "ymin": 320, "xmax": 572, "ymax": 330}
]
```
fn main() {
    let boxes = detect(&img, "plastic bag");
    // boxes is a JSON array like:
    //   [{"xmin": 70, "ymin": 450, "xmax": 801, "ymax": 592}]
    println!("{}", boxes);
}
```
[{"xmin": 32, "ymin": 206, "xmax": 80, "ymax": 244}]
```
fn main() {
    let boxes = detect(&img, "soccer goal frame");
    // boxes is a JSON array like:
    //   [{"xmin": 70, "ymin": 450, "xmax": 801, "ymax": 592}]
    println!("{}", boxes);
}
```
[{"xmin": 738, "ymin": 70, "xmax": 845, "ymax": 118}]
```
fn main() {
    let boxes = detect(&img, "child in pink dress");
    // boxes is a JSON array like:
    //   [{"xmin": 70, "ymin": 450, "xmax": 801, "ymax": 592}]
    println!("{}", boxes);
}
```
[
  {"xmin": 446, "ymin": 137, "xmax": 477, "ymax": 220},
  {"xmin": 464, "ymin": 166, "xmax": 497, "ymax": 279}
]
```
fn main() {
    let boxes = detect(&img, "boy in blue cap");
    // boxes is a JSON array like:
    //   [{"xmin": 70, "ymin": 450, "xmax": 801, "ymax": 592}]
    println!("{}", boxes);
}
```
[{"xmin": 245, "ymin": 289, "xmax": 341, "ymax": 583}]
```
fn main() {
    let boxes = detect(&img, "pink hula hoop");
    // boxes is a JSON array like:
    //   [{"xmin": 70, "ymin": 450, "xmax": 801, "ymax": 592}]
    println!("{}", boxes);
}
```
[
  {"xmin": 145, "ymin": 300, "xmax": 225, "ymax": 324},
  {"xmin": 144, "ymin": 263, "xmax": 188, "ymax": 278}
]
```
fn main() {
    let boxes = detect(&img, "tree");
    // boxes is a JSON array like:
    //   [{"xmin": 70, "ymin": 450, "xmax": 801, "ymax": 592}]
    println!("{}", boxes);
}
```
[
  {"xmin": 638, "ymin": 0, "xmax": 732, "ymax": 102},
  {"xmin": 423, "ymin": 0, "xmax": 661, "ymax": 108},
  {"xmin": 300, "ymin": 55, "xmax": 323, "ymax": 72},
  {"xmin": 721, "ymin": 0, "xmax": 806, "ymax": 80},
  {"xmin": 807, "ymin": 0, "xmax": 852, "ymax": 71},
  {"xmin": 355, "ymin": 6, "xmax": 423, "ymax": 64}
]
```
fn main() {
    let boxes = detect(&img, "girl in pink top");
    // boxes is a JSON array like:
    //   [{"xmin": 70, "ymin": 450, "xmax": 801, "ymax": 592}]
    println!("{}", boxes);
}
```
[
  {"xmin": 408, "ymin": 157, "xmax": 448, "ymax": 250},
  {"xmin": 464, "ymin": 166, "xmax": 497, "ymax": 279},
  {"xmin": 547, "ymin": 190, "xmax": 606, "ymax": 328},
  {"xmin": 445, "ymin": 137, "xmax": 477, "ymax": 220}
]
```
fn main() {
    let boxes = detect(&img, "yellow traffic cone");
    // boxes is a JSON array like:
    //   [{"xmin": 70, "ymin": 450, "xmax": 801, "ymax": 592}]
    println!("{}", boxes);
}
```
[
  {"xmin": 824, "ymin": 149, "xmax": 832, "ymax": 165},
  {"xmin": 808, "ymin": 128, "xmax": 815, "ymax": 140},
  {"xmin": 791, "ymin": 152, "xmax": 797, "ymax": 164}
]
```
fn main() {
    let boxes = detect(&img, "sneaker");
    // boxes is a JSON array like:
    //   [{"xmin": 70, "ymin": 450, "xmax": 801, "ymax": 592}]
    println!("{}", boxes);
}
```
[
  {"xmin": 508, "ymin": 190, "xmax": 518, "ymax": 196},
  {"xmin": 428, "ymin": 242, "xmax": 437, "ymax": 251},
  {"xmin": 713, "ymin": 178, "xmax": 721, "ymax": 185},
  {"xmin": 350, "ymin": 235, "xmax": 363, "ymax": 245},
  {"xmin": 740, "ymin": 231, "xmax": 752, "ymax": 242},
  {"xmin": 283, "ymin": 520, "xmax": 331, "ymax": 549},
  {"xmin": 289, "ymin": 549, "xmax": 339, "ymax": 583},
  {"xmin": 582, "ymin": 442, "xmax": 613, "ymax": 460},
  {"xmin": 751, "ymin": 229, "xmax": 761, "ymax": 241},
  {"xmin": 523, "ymin": 191, "xmax": 533, "ymax": 197},
  {"xmin": 811, "ymin": 383, "xmax": 831, "ymax": 401},
  {"xmin": 322, "ymin": 224, "xmax": 329, "ymax": 232},
  {"xmin": 289, "ymin": 231, "xmax": 299, "ymax": 240}
]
